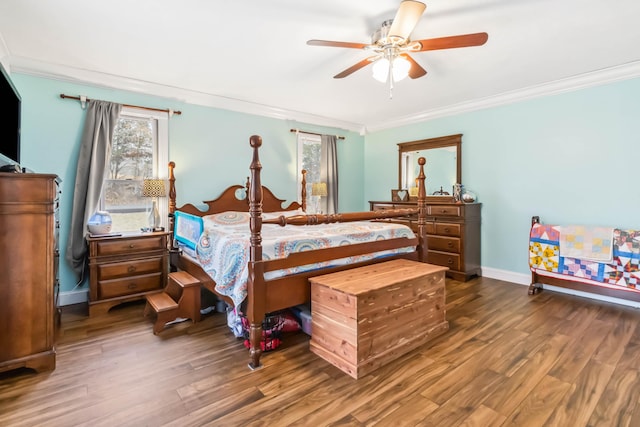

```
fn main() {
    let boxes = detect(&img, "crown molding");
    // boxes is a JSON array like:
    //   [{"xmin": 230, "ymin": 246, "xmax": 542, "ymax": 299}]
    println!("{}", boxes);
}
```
[
  {"xmin": 9, "ymin": 56, "xmax": 640, "ymax": 136},
  {"xmin": 9, "ymin": 56, "xmax": 364, "ymax": 133},
  {"xmin": 366, "ymin": 60, "xmax": 640, "ymax": 132}
]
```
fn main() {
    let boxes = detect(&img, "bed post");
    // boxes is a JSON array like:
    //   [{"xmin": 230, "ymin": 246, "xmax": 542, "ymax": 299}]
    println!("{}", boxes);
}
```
[
  {"xmin": 416, "ymin": 157, "xmax": 428, "ymax": 263},
  {"xmin": 529, "ymin": 216, "xmax": 543, "ymax": 295},
  {"xmin": 301, "ymin": 169, "xmax": 307, "ymax": 212},
  {"xmin": 247, "ymin": 135, "xmax": 265, "ymax": 370},
  {"xmin": 168, "ymin": 161, "xmax": 176, "ymax": 249}
]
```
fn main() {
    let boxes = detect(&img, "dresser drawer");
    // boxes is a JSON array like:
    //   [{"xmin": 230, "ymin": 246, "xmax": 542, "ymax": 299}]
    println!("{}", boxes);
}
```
[
  {"xmin": 428, "ymin": 205, "xmax": 461, "ymax": 217},
  {"xmin": 94, "ymin": 236, "xmax": 165, "ymax": 257},
  {"xmin": 98, "ymin": 273, "xmax": 163, "ymax": 299},
  {"xmin": 372, "ymin": 203, "xmax": 399, "ymax": 211},
  {"xmin": 97, "ymin": 257, "xmax": 164, "ymax": 281},
  {"xmin": 434, "ymin": 222, "xmax": 461, "ymax": 237},
  {"xmin": 428, "ymin": 235, "xmax": 461, "ymax": 253},
  {"xmin": 427, "ymin": 250, "xmax": 461, "ymax": 271},
  {"xmin": 425, "ymin": 222, "xmax": 461, "ymax": 237}
]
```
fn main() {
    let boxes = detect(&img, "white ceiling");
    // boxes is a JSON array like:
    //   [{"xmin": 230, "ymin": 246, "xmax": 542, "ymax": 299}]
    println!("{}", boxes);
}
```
[{"xmin": 1, "ymin": 0, "xmax": 640, "ymax": 133}]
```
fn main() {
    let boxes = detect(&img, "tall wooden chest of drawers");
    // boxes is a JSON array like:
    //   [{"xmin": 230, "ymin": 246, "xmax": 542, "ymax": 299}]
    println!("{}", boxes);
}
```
[
  {"xmin": 87, "ymin": 232, "xmax": 169, "ymax": 316},
  {"xmin": 369, "ymin": 200, "xmax": 481, "ymax": 281},
  {"xmin": 0, "ymin": 173, "xmax": 60, "ymax": 373}
]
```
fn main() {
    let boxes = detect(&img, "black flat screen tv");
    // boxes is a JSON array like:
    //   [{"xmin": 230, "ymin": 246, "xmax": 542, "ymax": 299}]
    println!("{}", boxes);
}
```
[{"xmin": 0, "ymin": 62, "xmax": 21, "ymax": 167}]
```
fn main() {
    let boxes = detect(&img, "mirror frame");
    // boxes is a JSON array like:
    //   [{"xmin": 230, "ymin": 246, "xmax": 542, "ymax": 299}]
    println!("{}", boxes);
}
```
[{"xmin": 398, "ymin": 133, "xmax": 462, "ymax": 203}]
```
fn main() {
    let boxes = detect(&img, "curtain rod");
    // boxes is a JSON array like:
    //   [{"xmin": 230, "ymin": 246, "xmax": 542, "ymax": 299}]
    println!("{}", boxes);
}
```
[
  {"xmin": 59, "ymin": 94, "xmax": 182, "ymax": 115},
  {"xmin": 290, "ymin": 128, "xmax": 345, "ymax": 140}
]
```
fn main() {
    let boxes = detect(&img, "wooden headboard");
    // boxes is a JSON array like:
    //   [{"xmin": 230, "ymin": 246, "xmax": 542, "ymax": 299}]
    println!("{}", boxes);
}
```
[{"xmin": 167, "ymin": 162, "xmax": 307, "ymax": 218}]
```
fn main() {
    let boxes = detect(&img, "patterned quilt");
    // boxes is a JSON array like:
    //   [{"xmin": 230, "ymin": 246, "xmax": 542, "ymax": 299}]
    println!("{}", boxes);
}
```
[
  {"xmin": 530, "ymin": 223, "xmax": 640, "ymax": 289},
  {"xmin": 195, "ymin": 211, "xmax": 416, "ymax": 307}
]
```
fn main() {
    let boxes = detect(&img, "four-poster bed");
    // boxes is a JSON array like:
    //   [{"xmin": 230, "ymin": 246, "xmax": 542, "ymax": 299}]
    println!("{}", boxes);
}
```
[{"xmin": 167, "ymin": 135, "xmax": 431, "ymax": 369}]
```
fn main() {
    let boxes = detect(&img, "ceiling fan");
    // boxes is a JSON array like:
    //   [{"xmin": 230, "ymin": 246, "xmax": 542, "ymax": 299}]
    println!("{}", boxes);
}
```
[{"xmin": 307, "ymin": 0, "xmax": 488, "ymax": 84}]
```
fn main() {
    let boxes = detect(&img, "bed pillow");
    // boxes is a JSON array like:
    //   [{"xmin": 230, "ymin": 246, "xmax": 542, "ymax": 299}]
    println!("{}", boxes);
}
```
[
  {"xmin": 204, "ymin": 211, "xmax": 250, "ymax": 226},
  {"xmin": 174, "ymin": 211, "xmax": 204, "ymax": 250}
]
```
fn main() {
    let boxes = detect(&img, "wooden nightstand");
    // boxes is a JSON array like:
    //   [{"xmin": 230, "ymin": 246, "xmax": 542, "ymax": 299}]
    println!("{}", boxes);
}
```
[{"xmin": 87, "ymin": 231, "xmax": 170, "ymax": 317}]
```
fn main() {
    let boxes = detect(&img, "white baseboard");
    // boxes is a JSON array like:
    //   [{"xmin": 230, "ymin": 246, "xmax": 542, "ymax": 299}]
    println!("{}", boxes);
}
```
[
  {"xmin": 59, "ymin": 289, "xmax": 88, "ymax": 306},
  {"xmin": 481, "ymin": 266, "xmax": 640, "ymax": 309},
  {"xmin": 481, "ymin": 267, "xmax": 531, "ymax": 286}
]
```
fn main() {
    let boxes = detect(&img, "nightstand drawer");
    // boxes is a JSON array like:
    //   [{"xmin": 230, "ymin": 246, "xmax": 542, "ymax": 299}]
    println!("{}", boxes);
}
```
[
  {"xmin": 94, "ymin": 236, "xmax": 165, "ymax": 257},
  {"xmin": 98, "ymin": 273, "xmax": 163, "ymax": 299},
  {"xmin": 427, "ymin": 250, "xmax": 461, "ymax": 271},
  {"xmin": 428, "ymin": 235, "xmax": 461, "ymax": 253},
  {"xmin": 97, "ymin": 257, "xmax": 164, "ymax": 281}
]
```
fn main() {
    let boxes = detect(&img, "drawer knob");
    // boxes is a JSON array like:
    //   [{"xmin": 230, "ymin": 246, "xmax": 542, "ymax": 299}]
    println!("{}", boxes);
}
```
[
  {"xmin": 447, "ymin": 242, "xmax": 454, "ymax": 248},
  {"xmin": 447, "ymin": 259, "xmax": 454, "ymax": 265},
  {"xmin": 127, "ymin": 283, "xmax": 137, "ymax": 290},
  {"xmin": 441, "ymin": 209, "xmax": 447, "ymax": 213},
  {"xmin": 128, "ymin": 266, "xmax": 136, "ymax": 273},
  {"xmin": 444, "ymin": 227, "xmax": 450, "ymax": 233},
  {"xmin": 129, "ymin": 244, "xmax": 135, "ymax": 248}
]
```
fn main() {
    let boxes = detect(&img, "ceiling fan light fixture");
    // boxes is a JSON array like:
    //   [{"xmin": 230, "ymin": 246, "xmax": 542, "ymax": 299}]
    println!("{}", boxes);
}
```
[
  {"xmin": 392, "ymin": 56, "xmax": 411, "ymax": 81},
  {"xmin": 372, "ymin": 55, "xmax": 410, "ymax": 83},
  {"xmin": 372, "ymin": 58, "xmax": 390, "ymax": 82}
]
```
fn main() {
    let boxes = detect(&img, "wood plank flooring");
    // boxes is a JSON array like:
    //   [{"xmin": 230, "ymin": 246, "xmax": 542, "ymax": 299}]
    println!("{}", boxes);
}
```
[{"xmin": 2, "ymin": 277, "xmax": 640, "ymax": 426}]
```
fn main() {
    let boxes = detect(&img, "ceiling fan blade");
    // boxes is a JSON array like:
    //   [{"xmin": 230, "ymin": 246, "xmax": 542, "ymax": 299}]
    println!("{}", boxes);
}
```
[
  {"xmin": 413, "ymin": 32, "xmax": 489, "ymax": 51},
  {"xmin": 388, "ymin": 0, "xmax": 426, "ymax": 42},
  {"xmin": 400, "ymin": 54, "xmax": 427, "ymax": 79},
  {"xmin": 307, "ymin": 39, "xmax": 369, "ymax": 50},
  {"xmin": 333, "ymin": 56, "xmax": 378, "ymax": 79}
]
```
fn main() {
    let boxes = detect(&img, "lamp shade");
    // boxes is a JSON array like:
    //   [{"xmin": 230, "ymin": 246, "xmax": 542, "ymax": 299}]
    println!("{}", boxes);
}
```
[
  {"xmin": 311, "ymin": 182, "xmax": 327, "ymax": 197},
  {"xmin": 373, "ymin": 56, "xmax": 411, "ymax": 83},
  {"xmin": 142, "ymin": 178, "xmax": 166, "ymax": 198}
]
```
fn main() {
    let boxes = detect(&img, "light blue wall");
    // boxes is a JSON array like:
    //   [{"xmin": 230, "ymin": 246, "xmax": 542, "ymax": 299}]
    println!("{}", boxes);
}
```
[
  {"xmin": 15, "ymin": 71, "xmax": 639, "ymax": 295},
  {"xmin": 365, "ymin": 77, "xmax": 640, "ymax": 275},
  {"xmin": 12, "ymin": 74, "xmax": 364, "ymax": 296}
]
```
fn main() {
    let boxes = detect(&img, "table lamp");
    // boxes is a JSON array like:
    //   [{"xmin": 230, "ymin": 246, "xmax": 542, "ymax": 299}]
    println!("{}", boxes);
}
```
[
  {"xmin": 311, "ymin": 182, "xmax": 327, "ymax": 214},
  {"xmin": 142, "ymin": 178, "xmax": 166, "ymax": 231}
]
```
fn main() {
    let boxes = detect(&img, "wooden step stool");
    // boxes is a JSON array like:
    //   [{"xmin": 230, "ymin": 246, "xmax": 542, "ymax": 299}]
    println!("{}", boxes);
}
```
[{"xmin": 144, "ymin": 271, "xmax": 201, "ymax": 334}]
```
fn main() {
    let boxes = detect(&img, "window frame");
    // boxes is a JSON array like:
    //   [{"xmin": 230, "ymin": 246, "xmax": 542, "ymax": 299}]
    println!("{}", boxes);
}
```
[
  {"xmin": 100, "ymin": 106, "xmax": 169, "ymax": 231},
  {"xmin": 296, "ymin": 132, "xmax": 322, "ymax": 208}
]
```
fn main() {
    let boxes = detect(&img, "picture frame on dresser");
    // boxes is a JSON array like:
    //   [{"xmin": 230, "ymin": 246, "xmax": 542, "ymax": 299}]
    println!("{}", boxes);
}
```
[{"xmin": 391, "ymin": 189, "xmax": 409, "ymax": 202}]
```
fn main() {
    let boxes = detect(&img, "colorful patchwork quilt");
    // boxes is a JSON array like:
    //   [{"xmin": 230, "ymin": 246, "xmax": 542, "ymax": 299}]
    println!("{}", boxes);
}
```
[
  {"xmin": 530, "ymin": 223, "xmax": 640, "ymax": 289},
  {"xmin": 196, "ymin": 211, "xmax": 416, "ymax": 307}
]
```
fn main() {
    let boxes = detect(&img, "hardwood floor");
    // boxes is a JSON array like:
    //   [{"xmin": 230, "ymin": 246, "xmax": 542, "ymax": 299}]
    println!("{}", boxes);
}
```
[{"xmin": 2, "ymin": 277, "xmax": 640, "ymax": 426}]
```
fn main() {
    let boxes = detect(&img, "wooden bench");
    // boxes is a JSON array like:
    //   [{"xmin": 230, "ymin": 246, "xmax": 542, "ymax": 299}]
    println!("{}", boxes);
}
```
[
  {"xmin": 309, "ymin": 259, "xmax": 448, "ymax": 379},
  {"xmin": 144, "ymin": 271, "xmax": 201, "ymax": 334}
]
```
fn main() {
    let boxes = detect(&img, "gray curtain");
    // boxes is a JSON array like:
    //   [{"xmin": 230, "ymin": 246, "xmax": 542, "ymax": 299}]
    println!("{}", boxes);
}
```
[
  {"xmin": 65, "ymin": 100, "xmax": 122, "ymax": 282},
  {"xmin": 320, "ymin": 135, "xmax": 338, "ymax": 214}
]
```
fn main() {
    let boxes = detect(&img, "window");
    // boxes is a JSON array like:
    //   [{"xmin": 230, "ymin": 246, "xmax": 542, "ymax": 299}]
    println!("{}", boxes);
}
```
[
  {"xmin": 297, "ymin": 133, "xmax": 321, "ymax": 211},
  {"xmin": 100, "ymin": 107, "xmax": 169, "ymax": 232}
]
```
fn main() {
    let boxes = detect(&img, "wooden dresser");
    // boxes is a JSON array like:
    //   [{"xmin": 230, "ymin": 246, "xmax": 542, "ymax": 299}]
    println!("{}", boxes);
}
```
[
  {"xmin": 369, "ymin": 200, "xmax": 481, "ymax": 281},
  {"xmin": 0, "ymin": 173, "xmax": 60, "ymax": 373},
  {"xmin": 87, "ymin": 232, "xmax": 169, "ymax": 316}
]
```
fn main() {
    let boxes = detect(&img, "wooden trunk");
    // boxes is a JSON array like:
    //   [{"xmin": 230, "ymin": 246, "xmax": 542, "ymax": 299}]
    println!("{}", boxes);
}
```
[{"xmin": 309, "ymin": 259, "xmax": 448, "ymax": 379}]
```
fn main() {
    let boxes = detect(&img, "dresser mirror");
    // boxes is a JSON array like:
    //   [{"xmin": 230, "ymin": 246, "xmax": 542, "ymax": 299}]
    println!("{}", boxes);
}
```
[{"xmin": 398, "ymin": 134, "xmax": 462, "ymax": 202}]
